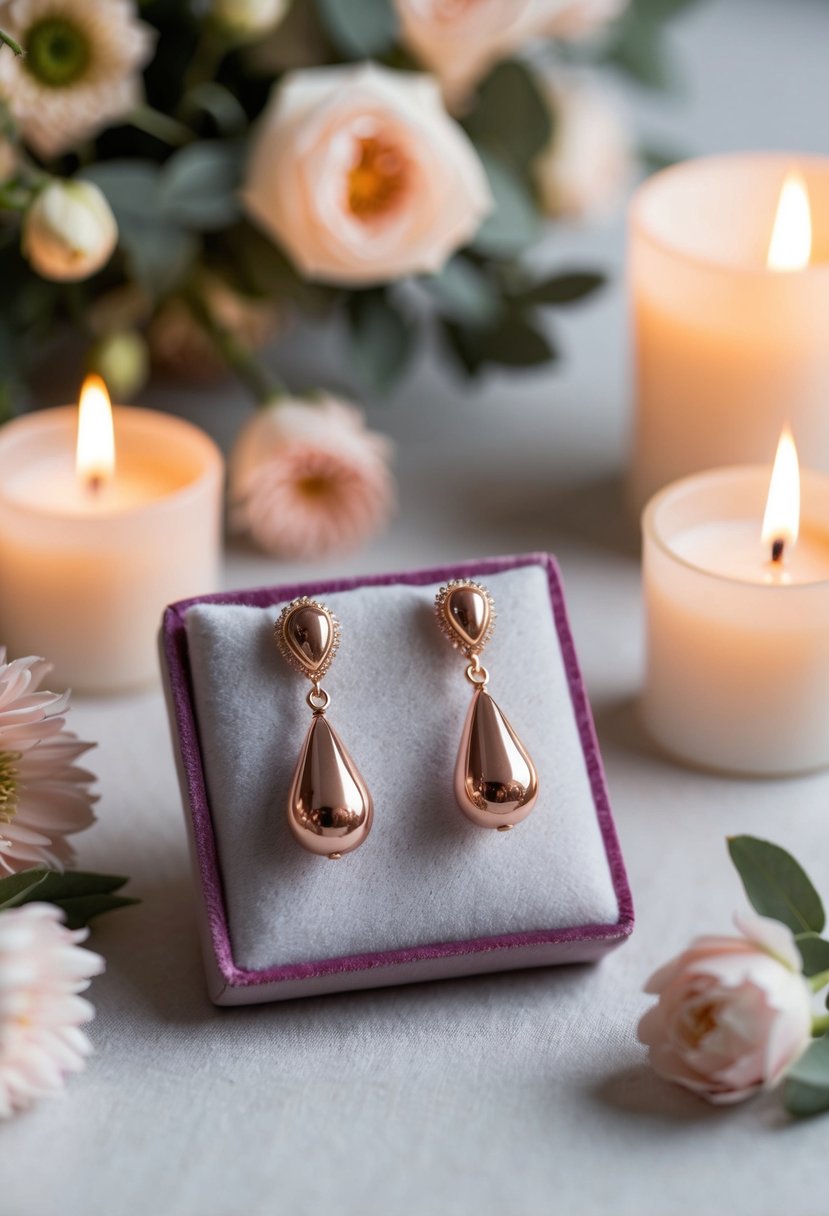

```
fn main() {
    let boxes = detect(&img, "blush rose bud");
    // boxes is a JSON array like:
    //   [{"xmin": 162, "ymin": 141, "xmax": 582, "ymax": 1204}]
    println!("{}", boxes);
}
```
[
  {"xmin": 638, "ymin": 912, "xmax": 814, "ymax": 1104},
  {"xmin": 210, "ymin": 0, "xmax": 289, "ymax": 38},
  {"xmin": 23, "ymin": 180, "xmax": 118, "ymax": 283}
]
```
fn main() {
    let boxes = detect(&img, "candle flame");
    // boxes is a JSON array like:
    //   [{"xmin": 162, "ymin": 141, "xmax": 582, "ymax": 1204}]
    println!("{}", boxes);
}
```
[
  {"xmin": 76, "ymin": 375, "xmax": 115, "ymax": 491},
  {"xmin": 767, "ymin": 172, "xmax": 812, "ymax": 272},
  {"xmin": 761, "ymin": 425, "xmax": 800, "ymax": 558}
]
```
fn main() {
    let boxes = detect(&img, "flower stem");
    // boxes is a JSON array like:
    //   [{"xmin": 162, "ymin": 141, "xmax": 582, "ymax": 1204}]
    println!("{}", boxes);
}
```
[
  {"xmin": 812, "ymin": 1014, "xmax": 829, "ymax": 1038},
  {"xmin": 128, "ymin": 104, "xmax": 193, "ymax": 147},
  {"xmin": 182, "ymin": 27, "xmax": 227, "ymax": 103},
  {"xmin": 184, "ymin": 288, "xmax": 284, "ymax": 406},
  {"xmin": 0, "ymin": 28, "xmax": 24, "ymax": 56},
  {"xmin": 809, "ymin": 969, "xmax": 829, "ymax": 994}
]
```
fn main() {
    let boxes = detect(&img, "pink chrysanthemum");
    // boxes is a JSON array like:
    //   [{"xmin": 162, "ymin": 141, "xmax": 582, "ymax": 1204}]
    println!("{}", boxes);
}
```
[
  {"xmin": 0, "ymin": 903, "xmax": 104, "ymax": 1118},
  {"xmin": 228, "ymin": 396, "xmax": 395, "ymax": 559},
  {"xmin": 0, "ymin": 0, "xmax": 154, "ymax": 160},
  {"xmin": 0, "ymin": 650, "xmax": 97, "ymax": 875}
]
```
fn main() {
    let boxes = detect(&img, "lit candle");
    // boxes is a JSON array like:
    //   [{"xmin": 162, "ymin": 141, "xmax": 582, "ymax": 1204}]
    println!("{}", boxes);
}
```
[
  {"xmin": 0, "ymin": 379, "xmax": 223, "ymax": 692},
  {"xmin": 628, "ymin": 153, "xmax": 829, "ymax": 511},
  {"xmin": 641, "ymin": 430, "xmax": 829, "ymax": 776}
]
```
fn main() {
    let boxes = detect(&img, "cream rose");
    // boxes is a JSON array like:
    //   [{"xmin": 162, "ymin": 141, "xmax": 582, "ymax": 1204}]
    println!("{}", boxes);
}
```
[
  {"xmin": 534, "ymin": 78, "xmax": 632, "ymax": 220},
  {"xmin": 243, "ymin": 63, "xmax": 492, "ymax": 286},
  {"xmin": 23, "ymin": 179, "xmax": 118, "ymax": 283},
  {"xmin": 638, "ymin": 913, "xmax": 814, "ymax": 1104},
  {"xmin": 396, "ymin": 0, "xmax": 629, "ymax": 105}
]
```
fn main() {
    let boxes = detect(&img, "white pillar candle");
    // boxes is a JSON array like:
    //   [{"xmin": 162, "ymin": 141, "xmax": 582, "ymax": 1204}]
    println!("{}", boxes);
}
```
[
  {"xmin": 0, "ymin": 386, "xmax": 224, "ymax": 693},
  {"xmin": 628, "ymin": 153, "xmax": 829, "ymax": 512},
  {"xmin": 641, "ymin": 453, "xmax": 829, "ymax": 776}
]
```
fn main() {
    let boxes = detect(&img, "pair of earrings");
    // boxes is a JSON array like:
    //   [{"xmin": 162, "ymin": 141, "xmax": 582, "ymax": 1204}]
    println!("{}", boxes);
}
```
[{"xmin": 275, "ymin": 581, "xmax": 539, "ymax": 859}]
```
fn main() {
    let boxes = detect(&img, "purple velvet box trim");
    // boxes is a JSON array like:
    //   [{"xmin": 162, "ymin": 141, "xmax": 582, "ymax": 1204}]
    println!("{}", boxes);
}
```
[{"xmin": 161, "ymin": 552, "xmax": 634, "ymax": 1003}]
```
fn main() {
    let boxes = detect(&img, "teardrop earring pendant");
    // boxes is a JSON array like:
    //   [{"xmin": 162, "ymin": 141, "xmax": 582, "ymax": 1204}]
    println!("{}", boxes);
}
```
[
  {"xmin": 435, "ymin": 580, "xmax": 539, "ymax": 831},
  {"xmin": 275, "ymin": 598, "xmax": 373, "ymax": 859}
]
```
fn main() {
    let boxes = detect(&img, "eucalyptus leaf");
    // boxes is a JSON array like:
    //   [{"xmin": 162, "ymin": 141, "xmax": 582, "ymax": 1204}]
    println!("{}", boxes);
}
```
[
  {"xmin": 517, "ymin": 271, "xmax": 605, "ymax": 308},
  {"xmin": 795, "ymin": 933, "xmax": 829, "ymax": 978},
  {"xmin": 471, "ymin": 152, "xmax": 542, "ymax": 259},
  {"xmin": 784, "ymin": 1037, "xmax": 829, "ymax": 1118},
  {"xmin": 159, "ymin": 142, "xmax": 243, "ymax": 231},
  {"xmin": 421, "ymin": 258, "xmax": 502, "ymax": 328},
  {"xmin": 728, "ymin": 836, "xmax": 825, "ymax": 935},
  {"xmin": 314, "ymin": 0, "xmax": 398, "ymax": 56},
  {"xmin": 465, "ymin": 60, "xmax": 552, "ymax": 171},
  {"xmin": 346, "ymin": 290, "xmax": 414, "ymax": 395}
]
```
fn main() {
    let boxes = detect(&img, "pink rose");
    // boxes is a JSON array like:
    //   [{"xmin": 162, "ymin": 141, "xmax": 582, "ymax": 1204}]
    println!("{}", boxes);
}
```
[
  {"xmin": 228, "ymin": 395, "xmax": 395, "ymax": 559},
  {"xmin": 243, "ymin": 63, "xmax": 492, "ymax": 287},
  {"xmin": 638, "ymin": 912, "xmax": 813, "ymax": 1104},
  {"xmin": 396, "ymin": 0, "xmax": 629, "ymax": 106}
]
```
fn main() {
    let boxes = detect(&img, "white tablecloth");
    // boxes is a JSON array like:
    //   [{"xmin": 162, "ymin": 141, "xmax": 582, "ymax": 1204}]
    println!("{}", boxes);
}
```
[{"xmin": 4, "ymin": 3, "xmax": 829, "ymax": 1212}]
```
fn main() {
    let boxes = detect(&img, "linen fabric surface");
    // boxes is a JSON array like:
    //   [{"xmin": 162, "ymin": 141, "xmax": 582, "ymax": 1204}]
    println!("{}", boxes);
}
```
[
  {"xmin": 183, "ymin": 564, "xmax": 622, "ymax": 974},
  {"xmin": 4, "ymin": 7, "xmax": 827, "ymax": 1212}
]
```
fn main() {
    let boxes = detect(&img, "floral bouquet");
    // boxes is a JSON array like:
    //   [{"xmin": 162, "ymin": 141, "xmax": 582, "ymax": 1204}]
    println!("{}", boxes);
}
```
[{"xmin": 0, "ymin": 0, "xmax": 689, "ymax": 555}]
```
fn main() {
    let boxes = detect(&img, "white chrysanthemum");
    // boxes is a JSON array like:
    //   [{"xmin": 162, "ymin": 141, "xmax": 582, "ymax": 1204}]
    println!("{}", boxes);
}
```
[
  {"xmin": 0, "ymin": 649, "xmax": 97, "ymax": 875},
  {"xmin": 0, "ymin": 0, "xmax": 155, "ymax": 160},
  {"xmin": 0, "ymin": 903, "xmax": 104, "ymax": 1118}
]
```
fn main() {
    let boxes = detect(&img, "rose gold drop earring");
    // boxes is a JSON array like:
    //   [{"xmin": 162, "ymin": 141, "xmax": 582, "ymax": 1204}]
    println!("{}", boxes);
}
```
[
  {"xmin": 435, "ymin": 580, "xmax": 539, "ymax": 831},
  {"xmin": 275, "ymin": 597, "xmax": 372, "ymax": 859}
]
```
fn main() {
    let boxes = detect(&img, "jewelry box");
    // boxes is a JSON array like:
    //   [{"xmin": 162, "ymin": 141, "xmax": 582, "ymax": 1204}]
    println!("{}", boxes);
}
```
[{"xmin": 160, "ymin": 553, "xmax": 634, "ymax": 1005}]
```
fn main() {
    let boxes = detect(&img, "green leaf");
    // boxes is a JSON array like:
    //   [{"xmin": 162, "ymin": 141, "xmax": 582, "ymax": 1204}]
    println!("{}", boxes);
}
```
[
  {"xmin": 314, "ymin": 0, "xmax": 398, "ymax": 56},
  {"xmin": 421, "ymin": 258, "xmax": 502, "ymax": 328},
  {"xmin": 480, "ymin": 313, "xmax": 556, "ymax": 367},
  {"xmin": 464, "ymin": 60, "xmax": 552, "ymax": 172},
  {"xmin": 784, "ymin": 1037, "xmax": 829, "ymax": 1118},
  {"xmin": 82, "ymin": 160, "xmax": 199, "ymax": 296},
  {"xmin": 728, "ymin": 836, "xmax": 825, "ymax": 935},
  {"xmin": 471, "ymin": 152, "xmax": 542, "ymax": 259},
  {"xmin": 228, "ymin": 223, "xmax": 337, "ymax": 318},
  {"xmin": 795, "ymin": 933, "xmax": 829, "ymax": 979},
  {"xmin": 49, "ymin": 893, "xmax": 139, "ymax": 930},
  {"xmin": 0, "ymin": 868, "xmax": 137, "ymax": 927},
  {"xmin": 630, "ymin": 0, "xmax": 705, "ymax": 18},
  {"xmin": 124, "ymin": 225, "xmax": 199, "ymax": 298},
  {"xmin": 639, "ymin": 143, "xmax": 684, "ymax": 174},
  {"xmin": 0, "ymin": 868, "xmax": 50, "ymax": 909},
  {"xmin": 346, "ymin": 290, "xmax": 414, "ymax": 395},
  {"xmin": 605, "ymin": 18, "xmax": 675, "ymax": 91},
  {"xmin": 182, "ymin": 83, "xmax": 248, "ymax": 136},
  {"xmin": 82, "ymin": 161, "xmax": 160, "ymax": 219},
  {"xmin": 159, "ymin": 142, "xmax": 243, "ymax": 231},
  {"xmin": 442, "ymin": 312, "xmax": 556, "ymax": 376},
  {"xmin": 516, "ymin": 271, "xmax": 605, "ymax": 308}
]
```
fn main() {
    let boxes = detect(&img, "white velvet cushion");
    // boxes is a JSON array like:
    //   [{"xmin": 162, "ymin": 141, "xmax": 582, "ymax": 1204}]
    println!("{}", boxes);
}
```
[{"xmin": 185, "ymin": 565, "xmax": 620, "ymax": 970}]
